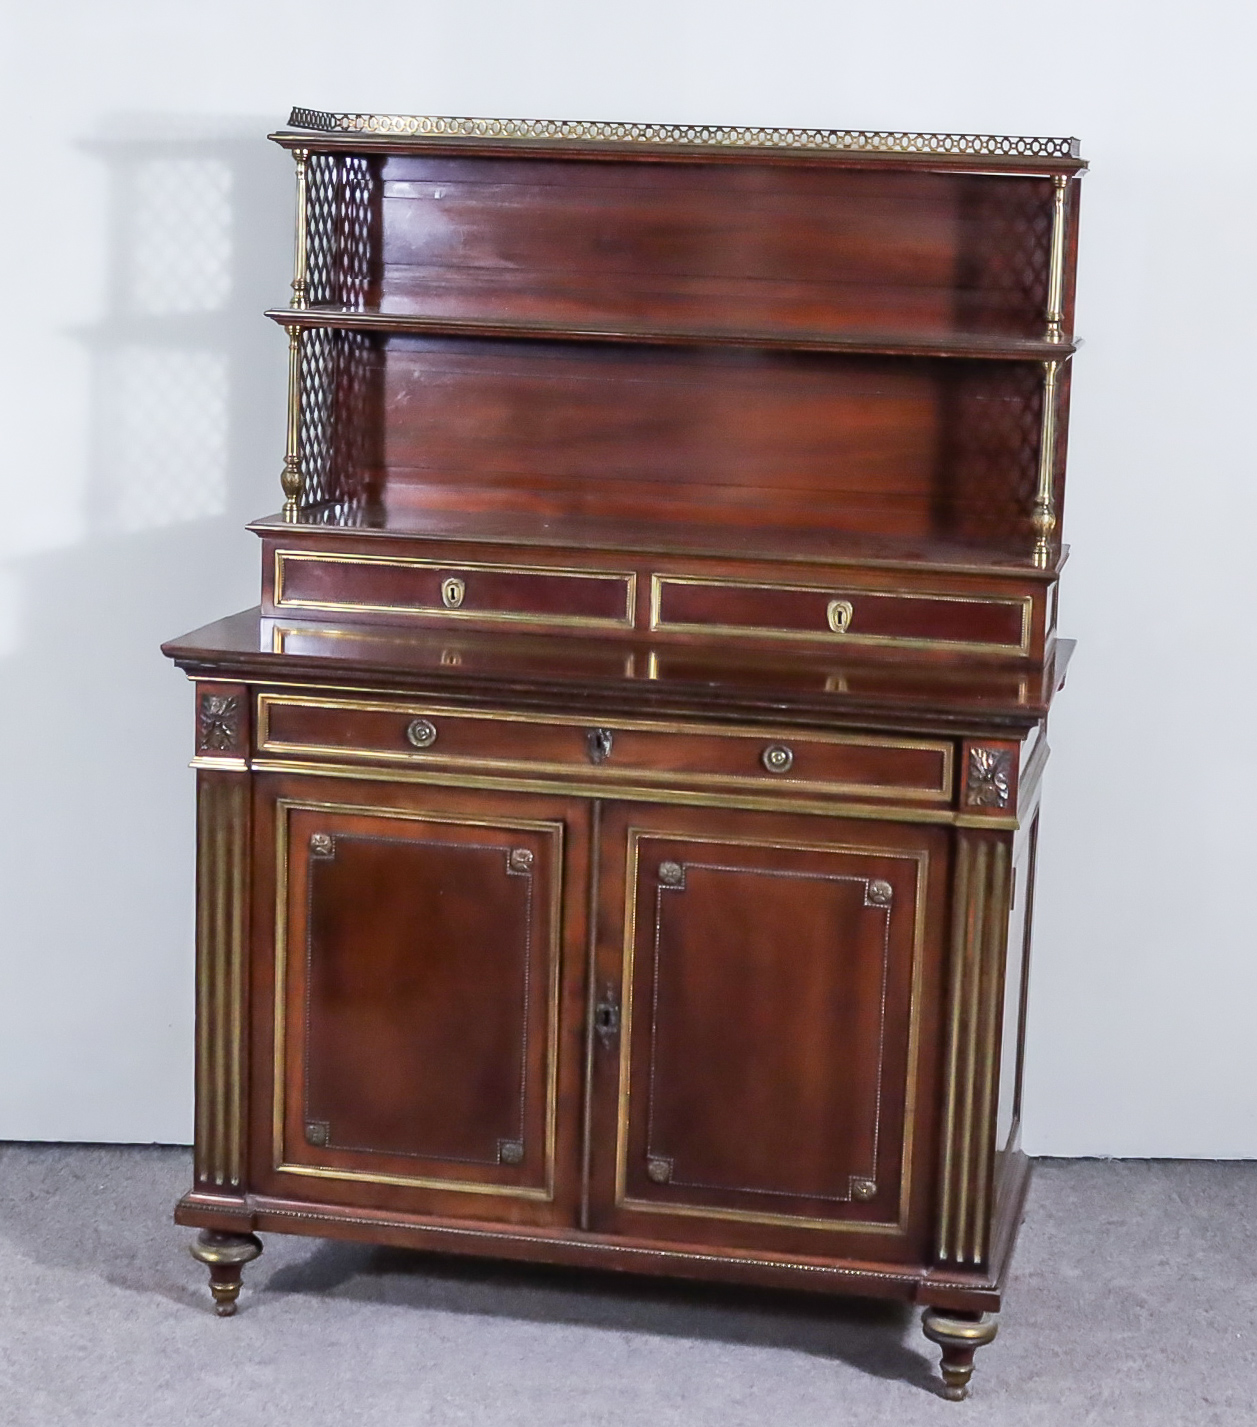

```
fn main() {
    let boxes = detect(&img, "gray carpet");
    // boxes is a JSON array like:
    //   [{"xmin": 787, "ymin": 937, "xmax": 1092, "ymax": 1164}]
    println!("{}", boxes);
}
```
[{"xmin": 0, "ymin": 1147, "xmax": 1252, "ymax": 1425}]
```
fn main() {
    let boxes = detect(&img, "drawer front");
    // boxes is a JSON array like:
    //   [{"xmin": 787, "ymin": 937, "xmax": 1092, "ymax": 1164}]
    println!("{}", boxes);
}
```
[
  {"xmin": 651, "ymin": 575, "xmax": 1032, "ymax": 655},
  {"xmin": 257, "ymin": 696, "xmax": 954, "ymax": 805},
  {"xmin": 273, "ymin": 550, "xmax": 635, "ymax": 631}
]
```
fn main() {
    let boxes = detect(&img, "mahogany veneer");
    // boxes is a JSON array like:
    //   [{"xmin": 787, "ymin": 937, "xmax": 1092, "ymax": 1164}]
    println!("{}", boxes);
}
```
[{"xmin": 166, "ymin": 110, "xmax": 1083, "ymax": 1400}]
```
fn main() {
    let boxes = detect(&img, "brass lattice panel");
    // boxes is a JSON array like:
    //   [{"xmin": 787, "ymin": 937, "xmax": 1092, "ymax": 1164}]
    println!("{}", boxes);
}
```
[{"xmin": 287, "ymin": 108, "xmax": 1081, "ymax": 159}]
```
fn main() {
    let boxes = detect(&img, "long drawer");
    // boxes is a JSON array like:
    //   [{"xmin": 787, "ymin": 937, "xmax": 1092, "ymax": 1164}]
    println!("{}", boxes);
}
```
[
  {"xmin": 650, "ymin": 575, "xmax": 1033, "ymax": 655},
  {"xmin": 256, "ymin": 695, "xmax": 954, "ymax": 804}
]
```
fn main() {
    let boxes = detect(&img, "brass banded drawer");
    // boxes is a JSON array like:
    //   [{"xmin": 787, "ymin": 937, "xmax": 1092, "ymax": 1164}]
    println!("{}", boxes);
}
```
[
  {"xmin": 256, "ymin": 695, "xmax": 954, "ymax": 804},
  {"xmin": 651, "ymin": 575, "xmax": 1032, "ymax": 655},
  {"xmin": 273, "ymin": 550, "xmax": 636, "ymax": 631}
]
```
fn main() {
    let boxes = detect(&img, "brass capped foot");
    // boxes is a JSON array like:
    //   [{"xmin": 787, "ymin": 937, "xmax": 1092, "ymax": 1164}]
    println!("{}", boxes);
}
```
[
  {"xmin": 921, "ymin": 1308, "xmax": 999, "ymax": 1400},
  {"xmin": 189, "ymin": 1230, "xmax": 263, "ymax": 1316}
]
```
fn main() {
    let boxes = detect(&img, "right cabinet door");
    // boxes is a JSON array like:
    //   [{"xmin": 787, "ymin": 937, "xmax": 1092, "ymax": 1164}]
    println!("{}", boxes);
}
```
[{"xmin": 587, "ymin": 801, "xmax": 948, "ymax": 1262}]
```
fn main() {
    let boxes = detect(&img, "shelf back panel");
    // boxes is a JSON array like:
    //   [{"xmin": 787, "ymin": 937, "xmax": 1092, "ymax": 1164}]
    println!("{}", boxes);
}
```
[
  {"xmin": 369, "ymin": 157, "xmax": 1060, "ymax": 343},
  {"xmin": 298, "ymin": 330, "xmax": 1050, "ymax": 550}
]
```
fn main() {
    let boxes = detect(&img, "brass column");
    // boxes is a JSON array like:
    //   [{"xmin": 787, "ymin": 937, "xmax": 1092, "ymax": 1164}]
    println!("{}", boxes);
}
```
[{"xmin": 280, "ymin": 148, "xmax": 309, "ymax": 520}]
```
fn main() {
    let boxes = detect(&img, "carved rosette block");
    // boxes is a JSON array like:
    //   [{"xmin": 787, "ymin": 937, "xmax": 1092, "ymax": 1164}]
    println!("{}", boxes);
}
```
[
  {"xmin": 194, "ymin": 774, "xmax": 251, "ymax": 1191},
  {"xmin": 935, "ymin": 833, "xmax": 1012, "ymax": 1270},
  {"xmin": 190, "ymin": 1230, "xmax": 264, "ymax": 1316},
  {"xmin": 963, "ymin": 743, "xmax": 1017, "ymax": 811},
  {"xmin": 922, "ymin": 1309, "xmax": 999, "ymax": 1400},
  {"xmin": 196, "ymin": 683, "xmax": 247, "ymax": 758}
]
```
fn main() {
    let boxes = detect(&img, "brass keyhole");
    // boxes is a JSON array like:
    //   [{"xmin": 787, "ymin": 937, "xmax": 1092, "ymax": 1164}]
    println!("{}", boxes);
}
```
[
  {"xmin": 587, "ymin": 728, "xmax": 614, "ymax": 764},
  {"xmin": 826, "ymin": 598, "xmax": 854, "ymax": 633},
  {"xmin": 441, "ymin": 576, "xmax": 466, "ymax": 609},
  {"xmin": 594, "ymin": 982, "xmax": 620, "ymax": 1050}
]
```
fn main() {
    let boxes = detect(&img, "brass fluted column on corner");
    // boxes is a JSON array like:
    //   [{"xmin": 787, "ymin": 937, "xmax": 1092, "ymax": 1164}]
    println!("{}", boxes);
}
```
[
  {"xmin": 934, "ymin": 832, "xmax": 1011, "ymax": 1271},
  {"xmin": 193, "ymin": 772, "xmax": 251, "ymax": 1192},
  {"xmin": 280, "ymin": 147, "xmax": 309, "ymax": 520}
]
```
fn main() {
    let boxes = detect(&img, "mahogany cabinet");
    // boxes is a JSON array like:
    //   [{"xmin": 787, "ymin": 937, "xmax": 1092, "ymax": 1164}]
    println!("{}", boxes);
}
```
[{"xmin": 165, "ymin": 110, "xmax": 1084, "ymax": 1401}]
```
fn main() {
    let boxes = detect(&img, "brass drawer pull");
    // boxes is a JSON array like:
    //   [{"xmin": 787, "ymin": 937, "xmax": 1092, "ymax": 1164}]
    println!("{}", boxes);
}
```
[
  {"xmin": 827, "ymin": 598, "xmax": 854, "ymax": 633},
  {"xmin": 441, "ymin": 576, "xmax": 466, "ymax": 609},
  {"xmin": 406, "ymin": 717, "xmax": 438, "ymax": 749},
  {"xmin": 761, "ymin": 744, "xmax": 794, "ymax": 774}
]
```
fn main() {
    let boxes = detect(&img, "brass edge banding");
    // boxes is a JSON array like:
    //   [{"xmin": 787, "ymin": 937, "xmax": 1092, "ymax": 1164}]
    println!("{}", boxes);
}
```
[
  {"xmin": 190, "ymin": 756, "xmax": 250, "ymax": 772},
  {"xmin": 285, "ymin": 109, "xmax": 1081, "ymax": 160},
  {"xmin": 252, "ymin": 758, "xmax": 961, "ymax": 825},
  {"xmin": 617, "ymin": 1193, "xmax": 902, "ymax": 1235},
  {"xmin": 274, "ymin": 1161, "xmax": 552, "ymax": 1200},
  {"xmin": 579, "ymin": 800, "xmax": 602, "ymax": 1231},
  {"xmin": 255, "ymin": 692, "xmax": 953, "ymax": 803},
  {"xmin": 274, "ymin": 550, "xmax": 636, "ymax": 630},
  {"xmin": 613, "ymin": 829, "xmax": 927, "ymax": 1235},
  {"xmin": 272, "ymin": 797, "xmax": 564, "ymax": 1202},
  {"xmin": 649, "ymin": 575, "xmax": 1034, "ymax": 656},
  {"xmin": 613, "ymin": 831, "xmax": 640, "ymax": 1215}
]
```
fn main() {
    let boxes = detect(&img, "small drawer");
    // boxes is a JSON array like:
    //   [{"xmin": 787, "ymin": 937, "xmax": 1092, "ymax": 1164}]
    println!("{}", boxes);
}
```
[
  {"xmin": 256, "ymin": 696, "xmax": 954, "ymax": 805},
  {"xmin": 273, "ymin": 550, "xmax": 635, "ymax": 631},
  {"xmin": 651, "ymin": 575, "xmax": 1032, "ymax": 655}
]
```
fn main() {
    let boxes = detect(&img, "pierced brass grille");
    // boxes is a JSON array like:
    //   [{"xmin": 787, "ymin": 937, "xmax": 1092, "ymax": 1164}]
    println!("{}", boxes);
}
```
[{"xmin": 287, "ymin": 109, "xmax": 1081, "ymax": 160}]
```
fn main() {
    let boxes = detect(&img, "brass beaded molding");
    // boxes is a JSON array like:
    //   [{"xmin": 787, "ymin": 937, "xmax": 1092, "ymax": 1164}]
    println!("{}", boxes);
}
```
[{"xmin": 287, "ymin": 108, "xmax": 1081, "ymax": 159}]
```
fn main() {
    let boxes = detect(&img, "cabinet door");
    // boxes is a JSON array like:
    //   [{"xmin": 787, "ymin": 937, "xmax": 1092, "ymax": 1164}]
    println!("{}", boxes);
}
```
[
  {"xmin": 586, "ymin": 802, "xmax": 947, "ymax": 1260},
  {"xmin": 253, "ymin": 775, "xmax": 588, "ymax": 1226}
]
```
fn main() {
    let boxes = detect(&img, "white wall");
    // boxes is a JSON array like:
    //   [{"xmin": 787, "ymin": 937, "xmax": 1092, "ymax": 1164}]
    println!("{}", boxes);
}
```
[{"xmin": 1, "ymin": 1, "xmax": 1254, "ymax": 1153}]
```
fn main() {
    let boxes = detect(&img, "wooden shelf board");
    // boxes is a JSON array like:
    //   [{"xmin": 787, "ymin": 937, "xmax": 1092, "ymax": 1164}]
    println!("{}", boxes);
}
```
[
  {"xmin": 265, "ymin": 305, "xmax": 1077, "ymax": 362},
  {"xmin": 249, "ymin": 501, "xmax": 1067, "ymax": 581}
]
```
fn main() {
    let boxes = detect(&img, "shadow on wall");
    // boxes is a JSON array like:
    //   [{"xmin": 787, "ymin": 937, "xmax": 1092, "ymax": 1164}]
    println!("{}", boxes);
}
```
[{"xmin": 0, "ymin": 116, "xmax": 290, "ymax": 1139}]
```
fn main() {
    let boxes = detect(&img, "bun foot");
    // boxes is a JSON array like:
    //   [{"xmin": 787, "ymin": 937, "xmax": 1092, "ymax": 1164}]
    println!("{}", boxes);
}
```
[
  {"xmin": 921, "ymin": 1308, "xmax": 999, "ymax": 1400},
  {"xmin": 189, "ymin": 1230, "xmax": 263, "ymax": 1316}
]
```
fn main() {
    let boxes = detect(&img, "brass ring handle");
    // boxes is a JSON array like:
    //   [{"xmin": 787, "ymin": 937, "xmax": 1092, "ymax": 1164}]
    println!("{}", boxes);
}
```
[
  {"xmin": 406, "ymin": 717, "xmax": 438, "ymax": 749},
  {"xmin": 761, "ymin": 744, "xmax": 794, "ymax": 774}
]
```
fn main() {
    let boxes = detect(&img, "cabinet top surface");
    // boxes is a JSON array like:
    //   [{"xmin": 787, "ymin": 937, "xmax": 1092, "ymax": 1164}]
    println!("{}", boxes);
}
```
[
  {"xmin": 164, "ymin": 608, "xmax": 1071, "ymax": 731},
  {"xmin": 278, "ymin": 108, "xmax": 1086, "ymax": 171}
]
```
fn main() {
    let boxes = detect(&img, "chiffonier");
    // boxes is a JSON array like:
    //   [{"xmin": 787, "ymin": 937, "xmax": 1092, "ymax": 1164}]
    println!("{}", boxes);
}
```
[{"xmin": 163, "ymin": 109, "xmax": 1084, "ymax": 1400}]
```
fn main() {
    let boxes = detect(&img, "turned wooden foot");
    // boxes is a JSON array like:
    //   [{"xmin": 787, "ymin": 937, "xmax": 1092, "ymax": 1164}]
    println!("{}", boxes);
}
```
[
  {"xmin": 921, "ymin": 1308, "xmax": 999, "ymax": 1400},
  {"xmin": 189, "ymin": 1230, "xmax": 263, "ymax": 1316}
]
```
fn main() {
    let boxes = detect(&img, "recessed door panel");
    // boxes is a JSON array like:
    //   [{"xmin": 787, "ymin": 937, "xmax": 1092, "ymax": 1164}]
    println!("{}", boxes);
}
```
[
  {"xmin": 587, "ymin": 802, "xmax": 946, "ymax": 1260},
  {"xmin": 254, "ymin": 776, "xmax": 588, "ymax": 1225}
]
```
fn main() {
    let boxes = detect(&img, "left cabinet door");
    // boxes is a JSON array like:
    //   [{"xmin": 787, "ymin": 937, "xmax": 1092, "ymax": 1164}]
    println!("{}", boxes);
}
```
[{"xmin": 252, "ymin": 774, "xmax": 590, "ymax": 1227}]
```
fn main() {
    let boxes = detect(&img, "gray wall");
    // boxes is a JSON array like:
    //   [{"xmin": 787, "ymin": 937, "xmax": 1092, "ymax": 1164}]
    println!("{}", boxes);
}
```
[{"xmin": 1, "ymin": 0, "xmax": 1254, "ymax": 1154}]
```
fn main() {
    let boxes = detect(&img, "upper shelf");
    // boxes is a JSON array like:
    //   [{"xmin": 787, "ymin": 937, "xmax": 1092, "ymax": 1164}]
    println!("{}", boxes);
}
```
[
  {"xmin": 276, "ymin": 110, "xmax": 1087, "ymax": 175},
  {"xmin": 265, "ymin": 304, "xmax": 1077, "ymax": 362}
]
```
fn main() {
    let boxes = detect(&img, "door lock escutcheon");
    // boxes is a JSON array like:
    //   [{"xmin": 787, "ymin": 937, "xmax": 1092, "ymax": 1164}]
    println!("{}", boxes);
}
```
[
  {"xmin": 594, "ymin": 981, "xmax": 620, "ymax": 1050},
  {"xmin": 826, "ymin": 598, "xmax": 854, "ymax": 633}
]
